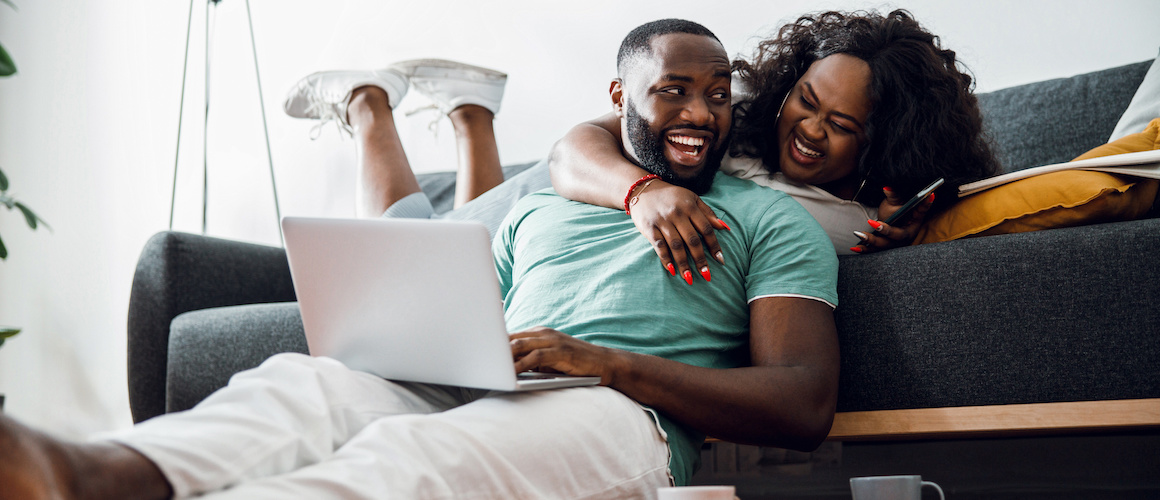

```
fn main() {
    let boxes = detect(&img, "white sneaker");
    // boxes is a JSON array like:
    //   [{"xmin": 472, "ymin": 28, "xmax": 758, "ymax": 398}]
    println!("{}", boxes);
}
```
[
  {"xmin": 282, "ymin": 68, "xmax": 409, "ymax": 137},
  {"xmin": 389, "ymin": 59, "xmax": 507, "ymax": 116}
]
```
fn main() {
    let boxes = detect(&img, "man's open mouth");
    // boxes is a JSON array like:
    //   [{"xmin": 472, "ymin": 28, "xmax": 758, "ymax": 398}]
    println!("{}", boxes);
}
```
[{"xmin": 668, "ymin": 133, "xmax": 707, "ymax": 159}]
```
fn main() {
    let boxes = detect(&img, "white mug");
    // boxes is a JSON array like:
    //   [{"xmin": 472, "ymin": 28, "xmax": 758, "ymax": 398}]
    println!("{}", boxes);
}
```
[
  {"xmin": 850, "ymin": 475, "xmax": 944, "ymax": 500},
  {"xmin": 656, "ymin": 485, "xmax": 737, "ymax": 500}
]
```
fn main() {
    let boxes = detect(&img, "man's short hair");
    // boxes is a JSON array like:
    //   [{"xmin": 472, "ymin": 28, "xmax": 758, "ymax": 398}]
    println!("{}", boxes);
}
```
[{"xmin": 616, "ymin": 19, "xmax": 721, "ymax": 78}]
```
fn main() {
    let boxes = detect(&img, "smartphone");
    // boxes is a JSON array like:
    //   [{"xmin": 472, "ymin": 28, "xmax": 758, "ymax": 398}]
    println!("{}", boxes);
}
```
[{"xmin": 881, "ymin": 177, "xmax": 945, "ymax": 226}]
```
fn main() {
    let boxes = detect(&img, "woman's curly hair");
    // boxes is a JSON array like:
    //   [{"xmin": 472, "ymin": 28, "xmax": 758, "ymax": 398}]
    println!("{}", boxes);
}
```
[{"xmin": 731, "ymin": 9, "xmax": 1000, "ymax": 209}]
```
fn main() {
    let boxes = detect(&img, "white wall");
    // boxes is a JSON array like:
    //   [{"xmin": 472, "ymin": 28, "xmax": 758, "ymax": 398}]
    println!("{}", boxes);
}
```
[{"xmin": 0, "ymin": 0, "xmax": 1157, "ymax": 438}]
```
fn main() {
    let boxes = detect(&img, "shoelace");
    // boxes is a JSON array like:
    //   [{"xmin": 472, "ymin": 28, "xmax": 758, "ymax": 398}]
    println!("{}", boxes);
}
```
[
  {"xmin": 403, "ymin": 78, "xmax": 474, "ymax": 135},
  {"xmin": 402, "ymin": 102, "xmax": 444, "ymax": 134},
  {"xmin": 303, "ymin": 79, "xmax": 354, "ymax": 140}
]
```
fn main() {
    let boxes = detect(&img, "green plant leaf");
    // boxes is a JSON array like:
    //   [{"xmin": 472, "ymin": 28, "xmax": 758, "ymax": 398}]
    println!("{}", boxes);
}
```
[
  {"xmin": 0, "ymin": 42, "xmax": 15, "ymax": 77},
  {"xmin": 0, "ymin": 327, "xmax": 18, "ymax": 349},
  {"xmin": 0, "ymin": 232, "xmax": 7, "ymax": 260},
  {"xmin": 14, "ymin": 202, "xmax": 48, "ymax": 231},
  {"xmin": 0, "ymin": 1, "xmax": 16, "ymax": 77},
  {"xmin": 0, "ymin": 166, "xmax": 8, "ymax": 191},
  {"xmin": 15, "ymin": 202, "xmax": 36, "ymax": 229}
]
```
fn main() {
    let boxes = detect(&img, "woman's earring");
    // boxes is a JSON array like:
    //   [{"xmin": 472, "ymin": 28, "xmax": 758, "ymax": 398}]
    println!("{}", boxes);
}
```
[
  {"xmin": 851, "ymin": 166, "xmax": 876, "ymax": 203},
  {"xmin": 852, "ymin": 177, "xmax": 869, "ymax": 202},
  {"xmin": 774, "ymin": 91, "xmax": 790, "ymax": 124}
]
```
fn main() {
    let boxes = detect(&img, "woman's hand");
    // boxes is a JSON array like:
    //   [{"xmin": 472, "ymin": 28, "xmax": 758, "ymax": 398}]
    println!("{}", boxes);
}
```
[
  {"xmin": 850, "ymin": 187, "xmax": 934, "ymax": 253},
  {"xmin": 510, "ymin": 327, "xmax": 629, "ymax": 386},
  {"xmin": 628, "ymin": 181, "xmax": 730, "ymax": 284}
]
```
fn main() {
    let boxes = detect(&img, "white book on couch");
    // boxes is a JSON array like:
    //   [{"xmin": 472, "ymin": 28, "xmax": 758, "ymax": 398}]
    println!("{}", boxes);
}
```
[{"xmin": 958, "ymin": 149, "xmax": 1160, "ymax": 197}]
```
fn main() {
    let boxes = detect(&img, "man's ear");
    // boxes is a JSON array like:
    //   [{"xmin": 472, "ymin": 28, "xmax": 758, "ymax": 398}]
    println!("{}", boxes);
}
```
[{"xmin": 610, "ymin": 79, "xmax": 625, "ymax": 118}]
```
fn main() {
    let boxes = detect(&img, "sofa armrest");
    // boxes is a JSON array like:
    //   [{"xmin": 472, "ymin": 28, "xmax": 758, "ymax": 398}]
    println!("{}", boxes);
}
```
[
  {"xmin": 127, "ymin": 231, "xmax": 297, "ymax": 422},
  {"xmin": 832, "ymin": 218, "xmax": 1160, "ymax": 413},
  {"xmin": 167, "ymin": 302, "xmax": 307, "ymax": 414}
]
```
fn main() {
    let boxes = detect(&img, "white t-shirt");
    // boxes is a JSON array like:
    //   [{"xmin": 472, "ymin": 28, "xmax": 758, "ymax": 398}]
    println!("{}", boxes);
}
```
[{"xmin": 721, "ymin": 154, "xmax": 876, "ymax": 255}]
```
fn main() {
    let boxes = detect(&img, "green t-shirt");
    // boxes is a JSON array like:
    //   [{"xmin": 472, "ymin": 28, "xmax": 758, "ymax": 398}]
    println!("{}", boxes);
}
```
[{"xmin": 492, "ymin": 173, "xmax": 838, "ymax": 485}]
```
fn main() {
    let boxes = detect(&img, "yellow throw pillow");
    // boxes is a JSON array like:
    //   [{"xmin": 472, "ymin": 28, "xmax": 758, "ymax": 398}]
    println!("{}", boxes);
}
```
[{"xmin": 914, "ymin": 118, "xmax": 1160, "ymax": 244}]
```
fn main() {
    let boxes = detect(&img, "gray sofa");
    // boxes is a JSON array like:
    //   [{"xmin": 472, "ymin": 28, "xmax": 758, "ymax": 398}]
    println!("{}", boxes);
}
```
[{"xmin": 127, "ymin": 59, "xmax": 1160, "ymax": 434}]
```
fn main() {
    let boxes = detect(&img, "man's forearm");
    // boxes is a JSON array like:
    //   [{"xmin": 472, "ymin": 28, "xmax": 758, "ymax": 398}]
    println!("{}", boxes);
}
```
[
  {"xmin": 606, "ymin": 350, "xmax": 837, "ymax": 451},
  {"xmin": 609, "ymin": 297, "xmax": 839, "ymax": 450},
  {"xmin": 509, "ymin": 299, "xmax": 839, "ymax": 451}
]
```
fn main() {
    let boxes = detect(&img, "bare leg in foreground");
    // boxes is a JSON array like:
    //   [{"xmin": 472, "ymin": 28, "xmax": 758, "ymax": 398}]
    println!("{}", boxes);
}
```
[
  {"xmin": 0, "ymin": 62, "xmax": 510, "ymax": 500},
  {"xmin": 0, "ymin": 414, "xmax": 171, "ymax": 500}
]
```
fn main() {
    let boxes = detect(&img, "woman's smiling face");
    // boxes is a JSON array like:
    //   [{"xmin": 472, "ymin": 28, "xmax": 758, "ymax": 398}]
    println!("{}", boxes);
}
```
[{"xmin": 775, "ymin": 53, "xmax": 873, "ymax": 199}]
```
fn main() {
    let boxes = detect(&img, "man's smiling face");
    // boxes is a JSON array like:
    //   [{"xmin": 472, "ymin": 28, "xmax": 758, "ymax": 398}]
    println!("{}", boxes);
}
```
[{"xmin": 615, "ymin": 33, "xmax": 732, "ymax": 194}]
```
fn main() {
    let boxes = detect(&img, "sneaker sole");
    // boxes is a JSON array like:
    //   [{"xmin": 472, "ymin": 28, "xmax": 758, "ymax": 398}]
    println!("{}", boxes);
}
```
[{"xmin": 389, "ymin": 58, "xmax": 507, "ymax": 83}]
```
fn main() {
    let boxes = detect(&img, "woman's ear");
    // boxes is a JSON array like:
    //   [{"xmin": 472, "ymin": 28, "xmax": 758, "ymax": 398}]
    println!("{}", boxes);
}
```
[{"xmin": 610, "ymin": 79, "xmax": 625, "ymax": 118}]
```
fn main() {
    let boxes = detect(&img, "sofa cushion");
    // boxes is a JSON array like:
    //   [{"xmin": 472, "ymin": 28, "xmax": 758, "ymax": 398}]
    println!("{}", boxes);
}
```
[
  {"xmin": 834, "ymin": 218, "xmax": 1160, "ymax": 412},
  {"xmin": 977, "ymin": 60, "xmax": 1150, "ymax": 173},
  {"xmin": 167, "ymin": 302, "xmax": 307, "ymax": 413},
  {"xmin": 914, "ymin": 119, "xmax": 1160, "ymax": 243}
]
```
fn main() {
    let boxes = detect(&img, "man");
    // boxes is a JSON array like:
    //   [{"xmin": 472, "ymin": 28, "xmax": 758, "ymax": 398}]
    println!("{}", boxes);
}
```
[{"xmin": 0, "ymin": 19, "xmax": 838, "ymax": 499}]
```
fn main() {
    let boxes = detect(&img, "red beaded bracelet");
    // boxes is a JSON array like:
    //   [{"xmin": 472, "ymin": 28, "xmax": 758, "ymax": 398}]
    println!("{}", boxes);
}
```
[{"xmin": 624, "ymin": 174, "xmax": 660, "ymax": 215}]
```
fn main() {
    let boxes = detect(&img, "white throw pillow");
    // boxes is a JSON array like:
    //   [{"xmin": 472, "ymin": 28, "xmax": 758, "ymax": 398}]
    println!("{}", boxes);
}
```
[{"xmin": 1111, "ymin": 47, "xmax": 1160, "ymax": 141}]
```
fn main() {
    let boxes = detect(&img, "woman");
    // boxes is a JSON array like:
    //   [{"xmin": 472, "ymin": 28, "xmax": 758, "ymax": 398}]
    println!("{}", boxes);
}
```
[{"xmin": 549, "ymin": 9, "xmax": 1000, "ymax": 279}]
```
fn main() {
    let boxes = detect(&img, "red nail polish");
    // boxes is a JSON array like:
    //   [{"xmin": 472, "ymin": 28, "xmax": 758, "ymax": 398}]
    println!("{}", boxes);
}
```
[
  {"xmin": 928, "ymin": 192, "xmax": 936, "ymax": 203},
  {"xmin": 850, "ymin": 246, "xmax": 863, "ymax": 253},
  {"xmin": 682, "ymin": 270, "xmax": 693, "ymax": 285},
  {"xmin": 700, "ymin": 267, "xmax": 711, "ymax": 282},
  {"xmin": 867, "ymin": 220, "xmax": 883, "ymax": 230},
  {"xmin": 666, "ymin": 263, "xmax": 676, "ymax": 276},
  {"xmin": 718, "ymin": 219, "xmax": 731, "ymax": 231},
  {"xmin": 883, "ymin": 186, "xmax": 893, "ymax": 193}
]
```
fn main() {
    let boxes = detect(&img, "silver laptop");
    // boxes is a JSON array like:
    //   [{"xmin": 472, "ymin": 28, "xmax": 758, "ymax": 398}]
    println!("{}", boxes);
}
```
[{"xmin": 281, "ymin": 216, "xmax": 600, "ymax": 391}]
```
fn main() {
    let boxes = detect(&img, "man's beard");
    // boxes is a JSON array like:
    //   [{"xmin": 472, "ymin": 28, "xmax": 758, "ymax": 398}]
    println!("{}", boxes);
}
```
[{"xmin": 625, "ymin": 99, "xmax": 727, "ymax": 195}]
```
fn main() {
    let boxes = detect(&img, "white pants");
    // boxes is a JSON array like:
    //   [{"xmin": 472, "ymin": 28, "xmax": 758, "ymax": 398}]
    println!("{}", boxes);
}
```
[{"xmin": 113, "ymin": 353, "xmax": 672, "ymax": 499}]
